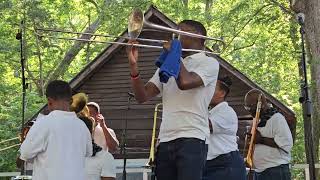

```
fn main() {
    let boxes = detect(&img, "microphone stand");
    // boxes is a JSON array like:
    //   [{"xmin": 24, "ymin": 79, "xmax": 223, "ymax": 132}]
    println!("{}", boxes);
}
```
[
  {"xmin": 16, "ymin": 20, "xmax": 27, "ymax": 176},
  {"xmin": 121, "ymin": 93, "xmax": 134, "ymax": 180},
  {"xmin": 297, "ymin": 15, "xmax": 316, "ymax": 180},
  {"xmin": 16, "ymin": 20, "xmax": 27, "ymax": 137}
]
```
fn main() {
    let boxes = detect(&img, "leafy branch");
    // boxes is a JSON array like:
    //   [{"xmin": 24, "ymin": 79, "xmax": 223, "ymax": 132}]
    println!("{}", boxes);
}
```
[{"xmin": 223, "ymin": 4, "xmax": 273, "ymax": 52}]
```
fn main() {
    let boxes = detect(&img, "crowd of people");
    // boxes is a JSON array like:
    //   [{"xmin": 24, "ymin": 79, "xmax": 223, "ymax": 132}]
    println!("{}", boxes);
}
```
[{"xmin": 18, "ymin": 19, "xmax": 293, "ymax": 180}]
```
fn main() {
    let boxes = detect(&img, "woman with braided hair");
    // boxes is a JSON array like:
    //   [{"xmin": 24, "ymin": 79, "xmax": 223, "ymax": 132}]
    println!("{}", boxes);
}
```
[{"xmin": 79, "ymin": 115, "xmax": 116, "ymax": 180}]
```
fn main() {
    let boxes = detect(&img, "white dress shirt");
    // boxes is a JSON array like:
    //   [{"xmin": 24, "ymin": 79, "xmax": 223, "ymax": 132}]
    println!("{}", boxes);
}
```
[
  {"xmin": 20, "ymin": 110, "xmax": 92, "ymax": 180},
  {"xmin": 149, "ymin": 52, "xmax": 219, "ymax": 142},
  {"xmin": 207, "ymin": 102, "xmax": 239, "ymax": 160}
]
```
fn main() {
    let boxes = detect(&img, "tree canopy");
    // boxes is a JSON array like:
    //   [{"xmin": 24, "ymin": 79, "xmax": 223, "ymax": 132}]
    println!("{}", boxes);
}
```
[{"xmin": 0, "ymin": 0, "xmax": 313, "ymax": 178}]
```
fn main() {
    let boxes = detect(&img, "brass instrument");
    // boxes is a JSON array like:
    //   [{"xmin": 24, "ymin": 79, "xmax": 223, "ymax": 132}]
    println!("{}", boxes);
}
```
[
  {"xmin": 0, "ymin": 137, "xmax": 20, "ymax": 152},
  {"xmin": 20, "ymin": 121, "xmax": 35, "ymax": 143},
  {"xmin": 245, "ymin": 94, "xmax": 262, "ymax": 179},
  {"xmin": 146, "ymin": 103, "xmax": 162, "ymax": 180},
  {"xmin": 36, "ymin": 9, "xmax": 224, "ymax": 55},
  {"xmin": 128, "ymin": 9, "xmax": 223, "ymax": 41}
]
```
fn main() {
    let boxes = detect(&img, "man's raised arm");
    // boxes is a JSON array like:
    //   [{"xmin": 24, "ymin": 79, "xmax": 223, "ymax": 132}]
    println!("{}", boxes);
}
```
[{"xmin": 127, "ymin": 43, "xmax": 160, "ymax": 103}]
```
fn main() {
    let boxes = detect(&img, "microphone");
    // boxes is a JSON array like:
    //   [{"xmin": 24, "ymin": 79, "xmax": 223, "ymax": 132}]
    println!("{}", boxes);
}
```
[
  {"xmin": 127, "ymin": 92, "xmax": 135, "ymax": 98},
  {"xmin": 296, "ymin": 13, "xmax": 305, "ymax": 25}
]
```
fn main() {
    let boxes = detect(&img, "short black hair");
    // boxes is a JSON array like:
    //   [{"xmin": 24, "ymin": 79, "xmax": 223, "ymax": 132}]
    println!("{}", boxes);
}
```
[
  {"xmin": 218, "ymin": 76, "xmax": 232, "ymax": 98},
  {"xmin": 179, "ymin": 20, "xmax": 207, "ymax": 45},
  {"xmin": 45, "ymin": 80, "xmax": 72, "ymax": 101}
]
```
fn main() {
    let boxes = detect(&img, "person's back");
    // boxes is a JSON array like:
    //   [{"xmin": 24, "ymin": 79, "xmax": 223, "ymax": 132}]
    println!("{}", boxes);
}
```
[
  {"xmin": 41, "ymin": 111, "xmax": 91, "ymax": 179},
  {"xmin": 85, "ymin": 150, "xmax": 116, "ymax": 180},
  {"xmin": 20, "ymin": 80, "xmax": 92, "ymax": 180}
]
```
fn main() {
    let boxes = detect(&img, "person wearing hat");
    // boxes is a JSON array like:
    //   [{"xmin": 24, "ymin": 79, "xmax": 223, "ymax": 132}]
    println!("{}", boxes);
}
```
[
  {"xmin": 87, "ymin": 102, "xmax": 119, "ymax": 153},
  {"xmin": 203, "ymin": 76, "xmax": 246, "ymax": 180}
]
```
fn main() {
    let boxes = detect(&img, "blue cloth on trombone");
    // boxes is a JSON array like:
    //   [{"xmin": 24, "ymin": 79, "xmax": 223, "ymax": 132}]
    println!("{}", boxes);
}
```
[
  {"xmin": 155, "ymin": 50, "xmax": 169, "ymax": 67},
  {"xmin": 158, "ymin": 39, "xmax": 182, "ymax": 83}
]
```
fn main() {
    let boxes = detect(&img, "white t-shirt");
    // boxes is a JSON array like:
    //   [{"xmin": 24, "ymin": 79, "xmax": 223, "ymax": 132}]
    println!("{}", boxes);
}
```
[
  {"xmin": 149, "ymin": 52, "xmax": 219, "ymax": 142},
  {"xmin": 24, "ymin": 113, "xmax": 46, "ymax": 171},
  {"xmin": 253, "ymin": 113, "xmax": 293, "ymax": 172},
  {"xmin": 207, "ymin": 102, "xmax": 238, "ymax": 160},
  {"xmin": 85, "ymin": 150, "xmax": 117, "ymax": 180},
  {"xmin": 94, "ymin": 124, "xmax": 118, "ymax": 151},
  {"xmin": 20, "ymin": 110, "xmax": 93, "ymax": 180}
]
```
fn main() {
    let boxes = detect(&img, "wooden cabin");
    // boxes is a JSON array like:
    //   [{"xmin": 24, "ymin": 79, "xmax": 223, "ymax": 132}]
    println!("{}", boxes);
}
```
[{"xmin": 33, "ymin": 5, "xmax": 296, "ymax": 159}]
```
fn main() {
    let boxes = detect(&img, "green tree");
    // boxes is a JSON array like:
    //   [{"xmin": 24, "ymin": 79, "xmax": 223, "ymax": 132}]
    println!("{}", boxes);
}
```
[{"xmin": 0, "ymin": 1, "xmax": 310, "ymax": 179}]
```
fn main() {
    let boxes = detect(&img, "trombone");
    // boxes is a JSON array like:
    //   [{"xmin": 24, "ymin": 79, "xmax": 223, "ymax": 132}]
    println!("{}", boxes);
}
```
[
  {"xmin": 0, "ymin": 137, "xmax": 20, "ymax": 153},
  {"xmin": 146, "ymin": 103, "xmax": 162, "ymax": 180},
  {"xmin": 36, "ymin": 9, "xmax": 224, "ymax": 54},
  {"xmin": 245, "ymin": 94, "xmax": 262, "ymax": 180}
]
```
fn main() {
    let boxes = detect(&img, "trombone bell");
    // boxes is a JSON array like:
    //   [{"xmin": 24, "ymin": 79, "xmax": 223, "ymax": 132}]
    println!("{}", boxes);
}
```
[
  {"xmin": 128, "ymin": 9, "xmax": 225, "ymax": 43},
  {"xmin": 128, "ymin": 9, "xmax": 144, "ymax": 39}
]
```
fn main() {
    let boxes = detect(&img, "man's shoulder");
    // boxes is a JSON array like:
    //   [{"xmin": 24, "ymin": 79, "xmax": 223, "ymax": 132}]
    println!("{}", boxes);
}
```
[
  {"xmin": 268, "ymin": 112, "xmax": 289, "ymax": 129},
  {"xmin": 73, "ymin": 117, "xmax": 89, "ymax": 129},
  {"xmin": 33, "ymin": 114, "xmax": 51, "ymax": 125},
  {"xmin": 193, "ymin": 54, "xmax": 219, "ymax": 66},
  {"xmin": 225, "ymin": 104, "xmax": 237, "ymax": 117},
  {"xmin": 211, "ymin": 102, "xmax": 237, "ymax": 120},
  {"xmin": 270, "ymin": 112, "xmax": 286, "ymax": 122}
]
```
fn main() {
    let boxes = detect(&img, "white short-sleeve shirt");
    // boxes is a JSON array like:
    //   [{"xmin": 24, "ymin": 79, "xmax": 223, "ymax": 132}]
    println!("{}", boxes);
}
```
[
  {"xmin": 149, "ymin": 52, "xmax": 219, "ymax": 142},
  {"xmin": 85, "ymin": 150, "xmax": 117, "ymax": 180},
  {"xmin": 20, "ymin": 110, "xmax": 92, "ymax": 180},
  {"xmin": 253, "ymin": 113, "xmax": 293, "ymax": 172},
  {"xmin": 207, "ymin": 102, "xmax": 239, "ymax": 160},
  {"xmin": 93, "ymin": 124, "xmax": 118, "ymax": 151}
]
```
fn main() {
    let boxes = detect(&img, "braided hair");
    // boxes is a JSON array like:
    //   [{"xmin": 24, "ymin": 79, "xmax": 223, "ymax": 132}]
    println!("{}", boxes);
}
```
[
  {"xmin": 78, "ymin": 115, "xmax": 102, "ymax": 156},
  {"xmin": 218, "ymin": 76, "xmax": 232, "ymax": 98}
]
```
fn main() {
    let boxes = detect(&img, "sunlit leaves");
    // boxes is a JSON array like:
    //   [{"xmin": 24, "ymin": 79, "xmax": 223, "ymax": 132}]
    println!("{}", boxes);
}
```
[{"xmin": 0, "ymin": 0, "xmax": 307, "ymax": 177}]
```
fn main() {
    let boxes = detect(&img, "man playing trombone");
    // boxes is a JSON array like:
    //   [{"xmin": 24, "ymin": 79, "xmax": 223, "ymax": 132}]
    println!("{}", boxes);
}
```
[
  {"xmin": 244, "ymin": 89, "xmax": 293, "ymax": 180},
  {"xmin": 127, "ymin": 20, "xmax": 219, "ymax": 180}
]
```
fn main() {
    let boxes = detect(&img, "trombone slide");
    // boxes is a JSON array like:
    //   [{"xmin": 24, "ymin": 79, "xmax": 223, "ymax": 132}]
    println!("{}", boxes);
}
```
[
  {"xmin": 147, "ymin": 103, "xmax": 162, "ymax": 166},
  {"xmin": 245, "ymin": 95, "xmax": 262, "ymax": 169}
]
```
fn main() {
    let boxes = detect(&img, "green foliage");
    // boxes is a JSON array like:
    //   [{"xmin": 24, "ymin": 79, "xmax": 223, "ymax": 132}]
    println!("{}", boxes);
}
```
[{"xmin": 0, "ymin": 0, "xmax": 309, "ymax": 179}]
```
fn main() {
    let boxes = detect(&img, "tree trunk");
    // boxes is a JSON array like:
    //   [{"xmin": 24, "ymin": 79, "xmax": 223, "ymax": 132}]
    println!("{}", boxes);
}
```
[
  {"xmin": 291, "ymin": 0, "xmax": 320, "ymax": 179},
  {"xmin": 33, "ymin": 22, "xmax": 45, "ymax": 96},
  {"xmin": 205, "ymin": 0, "xmax": 213, "ymax": 13},
  {"xmin": 44, "ymin": 0, "xmax": 111, "ymax": 86},
  {"xmin": 45, "ymin": 17, "xmax": 101, "ymax": 86},
  {"xmin": 309, "ymin": 42, "xmax": 320, "ymax": 179},
  {"xmin": 182, "ymin": 0, "xmax": 188, "ymax": 8}
]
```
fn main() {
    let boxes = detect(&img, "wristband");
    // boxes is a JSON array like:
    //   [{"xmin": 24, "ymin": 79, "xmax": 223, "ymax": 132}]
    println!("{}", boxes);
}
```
[{"xmin": 130, "ymin": 72, "xmax": 140, "ymax": 80}]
